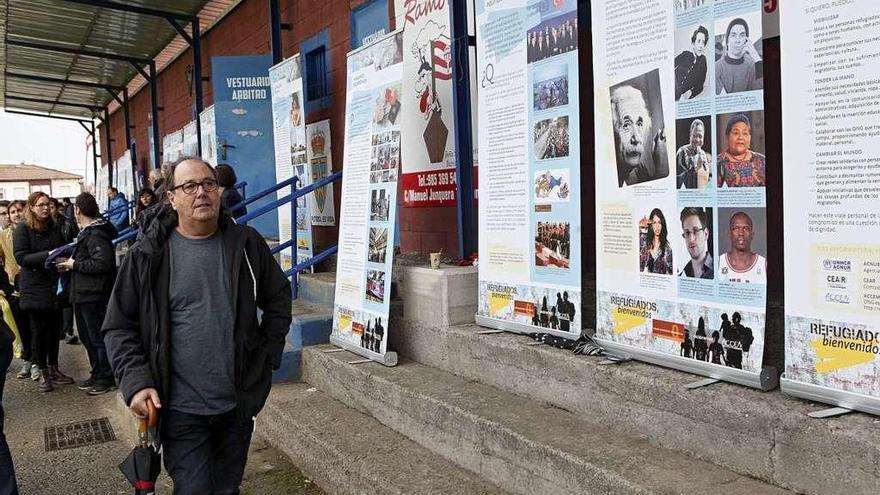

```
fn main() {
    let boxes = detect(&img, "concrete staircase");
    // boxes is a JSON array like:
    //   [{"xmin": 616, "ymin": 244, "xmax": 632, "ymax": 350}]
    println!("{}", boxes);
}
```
[{"xmin": 274, "ymin": 272, "xmax": 336, "ymax": 382}]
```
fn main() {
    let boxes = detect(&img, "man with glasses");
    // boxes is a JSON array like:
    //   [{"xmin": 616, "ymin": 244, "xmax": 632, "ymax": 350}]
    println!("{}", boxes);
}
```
[
  {"xmin": 103, "ymin": 157, "xmax": 292, "ymax": 493},
  {"xmin": 719, "ymin": 211, "xmax": 766, "ymax": 283},
  {"xmin": 679, "ymin": 207, "xmax": 714, "ymax": 279}
]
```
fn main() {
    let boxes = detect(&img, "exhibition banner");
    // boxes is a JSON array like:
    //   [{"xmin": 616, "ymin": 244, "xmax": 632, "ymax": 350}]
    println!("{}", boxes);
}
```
[
  {"xmin": 474, "ymin": 0, "xmax": 581, "ymax": 339},
  {"xmin": 162, "ymin": 129, "xmax": 184, "ymax": 163},
  {"xmin": 331, "ymin": 30, "xmax": 404, "ymax": 365},
  {"xmin": 781, "ymin": 1, "xmax": 880, "ymax": 414},
  {"xmin": 200, "ymin": 105, "xmax": 218, "ymax": 166},
  {"xmin": 269, "ymin": 55, "xmax": 312, "ymax": 271},
  {"xmin": 96, "ymin": 163, "xmax": 108, "ymax": 203},
  {"xmin": 117, "ymin": 151, "xmax": 134, "ymax": 200},
  {"xmin": 399, "ymin": 0, "xmax": 458, "ymax": 207},
  {"xmin": 306, "ymin": 119, "xmax": 337, "ymax": 226},
  {"xmin": 182, "ymin": 121, "xmax": 199, "ymax": 157},
  {"xmin": 592, "ymin": 0, "xmax": 772, "ymax": 388}
]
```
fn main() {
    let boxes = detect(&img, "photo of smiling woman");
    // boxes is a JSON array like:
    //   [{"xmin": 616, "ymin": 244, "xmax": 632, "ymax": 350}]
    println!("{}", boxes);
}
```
[
  {"xmin": 717, "ymin": 111, "xmax": 766, "ymax": 188},
  {"xmin": 638, "ymin": 208, "xmax": 673, "ymax": 275}
]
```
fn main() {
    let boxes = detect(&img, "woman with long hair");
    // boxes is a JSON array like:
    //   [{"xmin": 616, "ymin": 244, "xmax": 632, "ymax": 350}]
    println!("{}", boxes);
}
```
[
  {"xmin": 639, "ymin": 208, "xmax": 673, "ymax": 275},
  {"xmin": 216, "ymin": 164, "xmax": 247, "ymax": 219},
  {"xmin": 134, "ymin": 188, "xmax": 156, "ymax": 218},
  {"xmin": 13, "ymin": 192, "xmax": 74, "ymax": 392}
]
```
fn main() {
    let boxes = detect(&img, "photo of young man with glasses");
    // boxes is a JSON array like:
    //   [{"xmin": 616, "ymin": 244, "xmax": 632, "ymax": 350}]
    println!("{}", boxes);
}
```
[{"xmin": 679, "ymin": 207, "xmax": 714, "ymax": 280}]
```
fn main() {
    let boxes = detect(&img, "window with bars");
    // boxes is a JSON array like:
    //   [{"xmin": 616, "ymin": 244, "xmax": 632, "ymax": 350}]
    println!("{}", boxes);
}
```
[{"xmin": 305, "ymin": 47, "xmax": 328, "ymax": 102}]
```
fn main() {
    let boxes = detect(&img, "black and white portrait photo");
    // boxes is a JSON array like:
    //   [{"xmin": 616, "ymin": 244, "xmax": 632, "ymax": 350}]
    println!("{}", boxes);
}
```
[{"xmin": 609, "ymin": 69, "xmax": 669, "ymax": 187}]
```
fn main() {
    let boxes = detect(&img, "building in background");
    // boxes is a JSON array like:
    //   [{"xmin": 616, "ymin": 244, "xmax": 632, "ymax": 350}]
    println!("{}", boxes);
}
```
[{"xmin": 0, "ymin": 163, "xmax": 83, "ymax": 200}]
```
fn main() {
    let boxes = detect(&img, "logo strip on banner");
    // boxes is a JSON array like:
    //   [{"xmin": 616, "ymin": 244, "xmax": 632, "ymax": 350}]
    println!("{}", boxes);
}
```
[
  {"xmin": 780, "ymin": 0, "xmax": 880, "ymax": 415},
  {"xmin": 474, "ymin": 0, "xmax": 582, "ymax": 340},
  {"xmin": 591, "ymin": 0, "xmax": 776, "ymax": 390},
  {"xmin": 330, "ymin": 29, "xmax": 405, "ymax": 366},
  {"xmin": 305, "ymin": 119, "xmax": 337, "ymax": 226}
]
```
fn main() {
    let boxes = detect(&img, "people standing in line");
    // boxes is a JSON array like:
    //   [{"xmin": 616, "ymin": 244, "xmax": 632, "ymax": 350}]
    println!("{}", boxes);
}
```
[
  {"xmin": 216, "ymin": 164, "xmax": 247, "ymax": 220},
  {"xmin": 0, "ymin": 202, "xmax": 31, "ymax": 380},
  {"xmin": 50, "ymin": 197, "xmax": 79, "ymax": 345},
  {"xmin": 61, "ymin": 197, "xmax": 75, "ymax": 222},
  {"xmin": 56, "ymin": 193, "xmax": 118, "ymax": 396},
  {"xmin": 104, "ymin": 157, "xmax": 292, "ymax": 494},
  {"xmin": 0, "ymin": 270, "xmax": 20, "ymax": 494},
  {"xmin": 150, "ymin": 166, "xmax": 171, "ymax": 200},
  {"xmin": 133, "ymin": 188, "xmax": 157, "ymax": 228},
  {"xmin": 13, "ymin": 192, "xmax": 75, "ymax": 392},
  {"xmin": 106, "ymin": 187, "xmax": 130, "ymax": 232}
]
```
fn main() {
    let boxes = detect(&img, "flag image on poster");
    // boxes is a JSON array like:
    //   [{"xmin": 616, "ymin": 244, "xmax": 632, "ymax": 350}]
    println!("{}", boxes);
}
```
[
  {"xmin": 306, "ymin": 119, "xmax": 337, "ymax": 226},
  {"xmin": 399, "ymin": 0, "xmax": 457, "ymax": 207},
  {"xmin": 592, "ymin": 0, "xmax": 773, "ymax": 389},
  {"xmin": 331, "ymin": 30, "xmax": 404, "ymax": 366},
  {"xmin": 182, "ymin": 121, "xmax": 199, "ymax": 156},
  {"xmin": 781, "ymin": 1, "xmax": 880, "ymax": 414},
  {"xmin": 200, "ymin": 105, "xmax": 218, "ymax": 166},
  {"xmin": 474, "ymin": 0, "xmax": 581, "ymax": 339},
  {"xmin": 269, "ymin": 55, "xmax": 312, "ymax": 271}
]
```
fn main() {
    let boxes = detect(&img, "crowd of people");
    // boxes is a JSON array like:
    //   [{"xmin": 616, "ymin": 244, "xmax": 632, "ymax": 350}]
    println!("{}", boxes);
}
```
[
  {"xmin": 534, "ymin": 118, "xmax": 571, "ymax": 160},
  {"xmin": 533, "ymin": 75, "xmax": 569, "ymax": 111},
  {"xmin": 526, "ymin": 16, "xmax": 578, "ymax": 63}
]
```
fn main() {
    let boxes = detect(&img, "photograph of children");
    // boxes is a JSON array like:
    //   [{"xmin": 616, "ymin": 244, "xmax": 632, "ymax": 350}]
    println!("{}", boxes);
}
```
[
  {"xmin": 679, "ymin": 312, "xmax": 756, "ymax": 370},
  {"xmin": 535, "ymin": 221, "xmax": 570, "ymax": 269},
  {"xmin": 527, "ymin": 10, "xmax": 578, "ymax": 64},
  {"xmin": 610, "ymin": 69, "xmax": 669, "ymax": 187},
  {"xmin": 368, "ymin": 227, "xmax": 389, "ymax": 264},
  {"xmin": 716, "ymin": 111, "xmax": 766, "ymax": 188},
  {"xmin": 365, "ymin": 270, "xmax": 387, "ymax": 304},
  {"xmin": 677, "ymin": 207, "xmax": 714, "ymax": 279},
  {"xmin": 533, "ymin": 64, "xmax": 569, "ymax": 111},
  {"xmin": 370, "ymin": 188, "xmax": 390, "ymax": 222},
  {"xmin": 373, "ymin": 84, "xmax": 402, "ymax": 125},
  {"xmin": 715, "ymin": 13, "xmax": 763, "ymax": 95},
  {"xmin": 638, "ymin": 208, "xmax": 673, "ymax": 275},
  {"xmin": 717, "ymin": 208, "xmax": 766, "ymax": 284},
  {"xmin": 359, "ymin": 315, "xmax": 387, "ymax": 353},
  {"xmin": 674, "ymin": 25, "xmax": 710, "ymax": 100},
  {"xmin": 530, "ymin": 290, "xmax": 577, "ymax": 332},
  {"xmin": 533, "ymin": 116, "xmax": 570, "ymax": 160},
  {"xmin": 534, "ymin": 169, "xmax": 571, "ymax": 202},
  {"xmin": 675, "ymin": 115, "xmax": 712, "ymax": 189}
]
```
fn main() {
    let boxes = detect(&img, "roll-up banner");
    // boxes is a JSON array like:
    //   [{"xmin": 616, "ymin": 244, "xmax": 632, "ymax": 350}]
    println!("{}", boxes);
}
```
[
  {"xmin": 331, "ymin": 30, "xmax": 404, "ymax": 366},
  {"xmin": 162, "ymin": 129, "xmax": 184, "ymax": 164},
  {"xmin": 96, "ymin": 163, "xmax": 108, "ymax": 202},
  {"xmin": 781, "ymin": 1, "xmax": 880, "ymax": 415},
  {"xmin": 269, "ymin": 55, "xmax": 312, "ymax": 271},
  {"xmin": 200, "ymin": 105, "xmax": 218, "ymax": 166},
  {"xmin": 399, "ymin": 0, "xmax": 458, "ymax": 207},
  {"xmin": 305, "ymin": 119, "xmax": 337, "ymax": 226},
  {"xmin": 117, "ymin": 151, "xmax": 134, "ymax": 200},
  {"xmin": 182, "ymin": 121, "xmax": 199, "ymax": 157},
  {"xmin": 592, "ymin": 0, "xmax": 775, "ymax": 390},
  {"xmin": 474, "ymin": 0, "xmax": 582, "ymax": 340}
]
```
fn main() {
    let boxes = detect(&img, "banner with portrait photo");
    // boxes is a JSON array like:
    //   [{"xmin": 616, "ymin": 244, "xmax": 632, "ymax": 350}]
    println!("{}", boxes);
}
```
[
  {"xmin": 199, "ymin": 105, "xmax": 218, "ymax": 166},
  {"xmin": 474, "ymin": 0, "xmax": 582, "ymax": 339},
  {"xmin": 305, "ymin": 119, "xmax": 337, "ymax": 226},
  {"xmin": 592, "ymin": 0, "xmax": 774, "ymax": 389},
  {"xmin": 331, "ymin": 30, "xmax": 404, "ymax": 365},
  {"xmin": 781, "ymin": 0, "xmax": 880, "ymax": 415},
  {"xmin": 269, "ymin": 55, "xmax": 312, "ymax": 271}
]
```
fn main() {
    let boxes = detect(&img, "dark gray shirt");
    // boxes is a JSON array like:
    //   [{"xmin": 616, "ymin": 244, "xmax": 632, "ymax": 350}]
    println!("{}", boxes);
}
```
[{"xmin": 168, "ymin": 229, "xmax": 236, "ymax": 415}]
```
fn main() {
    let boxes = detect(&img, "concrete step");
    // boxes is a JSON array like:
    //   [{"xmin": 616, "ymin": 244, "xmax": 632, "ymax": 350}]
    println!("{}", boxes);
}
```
[
  {"xmin": 388, "ymin": 322, "xmax": 880, "ymax": 495},
  {"xmin": 297, "ymin": 272, "xmax": 336, "ymax": 310},
  {"xmin": 302, "ymin": 346, "xmax": 790, "ymax": 495},
  {"xmin": 273, "ymin": 299, "xmax": 333, "ymax": 382},
  {"xmin": 261, "ymin": 382, "xmax": 508, "ymax": 495}
]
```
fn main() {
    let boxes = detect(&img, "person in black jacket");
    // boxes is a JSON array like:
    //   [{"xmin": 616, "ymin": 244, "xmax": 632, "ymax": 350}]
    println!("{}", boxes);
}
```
[
  {"xmin": 103, "ymin": 158, "xmax": 292, "ymax": 494},
  {"xmin": 216, "ymin": 164, "xmax": 247, "ymax": 221},
  {"xmin": 0, "ymin": 269, "xmax": 20, "ymax": 494},
  {"xmin": 56, "ymin": 193, "xmax": 118, "ymax": 395},
  {"xmin": 13, "ymin": 192, "xmax": 75, "ymax": 392}
]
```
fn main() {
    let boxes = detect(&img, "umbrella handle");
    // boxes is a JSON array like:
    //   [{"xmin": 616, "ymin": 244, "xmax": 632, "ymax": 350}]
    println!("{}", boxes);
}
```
[{"xmin": 137, "ymin": 398, "xmax": 158, "ymax": 447}]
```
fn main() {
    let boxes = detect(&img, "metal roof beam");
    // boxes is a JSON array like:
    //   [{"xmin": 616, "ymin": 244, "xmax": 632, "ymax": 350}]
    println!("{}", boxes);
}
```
[
  {"xmin": 166, "ymin": 17, "xmax": 192, "ymax": 45},
  {"xmin": 5, "ymin": 71, "xmax": 124, "ymax": 91},
  {"xmin": 5, "ymin": 95, "xmax": 103, "ymax": 111},
  {"xmin": 6, "ymin": 39, "xmax": 152, "ymax": 65},
  {"xmin": 57, "ymin": 0, "xmax": 197, "ymax": 22},
  {"xmin": 4, "ymin": 109, "xmax": 93, "ymax": 124}
]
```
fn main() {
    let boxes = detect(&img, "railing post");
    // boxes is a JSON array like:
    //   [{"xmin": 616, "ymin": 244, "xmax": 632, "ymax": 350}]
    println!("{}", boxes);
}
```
[{"xmin": 291, "ymin": 176, "xmax": 299, "ymax": 299}]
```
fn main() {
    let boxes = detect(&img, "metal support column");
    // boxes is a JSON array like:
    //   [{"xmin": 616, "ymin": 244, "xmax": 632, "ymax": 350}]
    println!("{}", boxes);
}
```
[
  {"xmin": 104, "ymin": 108, "xmax": 113, "ymax": 187},
  {"xmin": 149, "ymin": 62, "xmax": 161, "ymax": 169},
  {"xmin": 270, "ymin": 0, "xmax": 283, "ymax": 65},
  {"xmin": 449, "ymin": 0, "xmax": 477, "ymax": 258},
  {"xmin": 192, "ymin": 19, "xmax": 204, "ymax": 155},
  {"xmin": 122, "ymin": 88, "xmax": 134, "ymax": 161},
  {"xmin": 91, "ymin": 121, "xmax": 98, "ymax": 186}
]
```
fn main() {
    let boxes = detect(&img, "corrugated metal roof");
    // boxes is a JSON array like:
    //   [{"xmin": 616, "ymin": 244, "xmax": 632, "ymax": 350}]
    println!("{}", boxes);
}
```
[
  {"xmin": 0, "ymin": 163, "xmax": 82, "ymax": 181},
  {"xmin": 0, "ymin": 0, "xmax": 240, "ymax": 120}
]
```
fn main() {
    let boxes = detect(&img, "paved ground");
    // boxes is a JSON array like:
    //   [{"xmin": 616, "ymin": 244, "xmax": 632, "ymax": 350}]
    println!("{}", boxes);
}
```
[{"xmin": 3, "ymin": 340, "xmax": 325, "ymax": 495}]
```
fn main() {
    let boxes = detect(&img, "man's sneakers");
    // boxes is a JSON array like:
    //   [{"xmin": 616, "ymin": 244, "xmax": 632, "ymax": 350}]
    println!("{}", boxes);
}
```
[
  {"xmin": 30, "ymin": 364, "xmax": 39, "ymax": 381},
  {"xmin": 16, "ymin": 361, "xmax": 31, "ymax": 379},
  {"xmin": 65, "ymin": 334, "xmax": 80, "ymax": 345},
  {"xmin": 77, "ymin": 377, "xmax": 95, "ymax": 391},
  {"xmin": 49, "ymin": 366, "xmax": 75, "ymax": 385},
  {"xmin": 87, "ymin": 382, "xmax": 115, "ymax": 396}
]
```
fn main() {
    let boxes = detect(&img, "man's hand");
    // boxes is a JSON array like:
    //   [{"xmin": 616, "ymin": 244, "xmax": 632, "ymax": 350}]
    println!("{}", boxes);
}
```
[
  {"xmin": 129, "ymin": 387, "xmax": 162, "ymax": 419},
  {"xmin": 744, "ymin": 40, "xmax": 762, "ymax": 63}
]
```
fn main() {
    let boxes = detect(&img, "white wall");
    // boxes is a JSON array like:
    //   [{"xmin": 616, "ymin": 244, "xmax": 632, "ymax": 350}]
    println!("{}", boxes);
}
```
[
  {"xmin": 51, "ymin": 179, "xmax": 82, "ymax": 199},
  {"xmin": 0, "ymin": 181, "xmax": 30, "ymax": 201}
]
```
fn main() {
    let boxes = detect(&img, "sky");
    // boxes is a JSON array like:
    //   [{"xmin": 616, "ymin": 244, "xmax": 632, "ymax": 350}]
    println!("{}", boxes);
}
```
[{"xmin": 0, "ymin": 109, "xmax": 94, "ymax": 184}]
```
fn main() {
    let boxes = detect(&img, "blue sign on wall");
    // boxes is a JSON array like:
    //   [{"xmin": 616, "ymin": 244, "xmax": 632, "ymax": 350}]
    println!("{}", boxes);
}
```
[
  {"xmin": 212, "ymin": 54, "xmax": 278, "ymax": 237},
  {"xmin": 351, "ymin": 0, "xmax": 389, "ymax": 49}
]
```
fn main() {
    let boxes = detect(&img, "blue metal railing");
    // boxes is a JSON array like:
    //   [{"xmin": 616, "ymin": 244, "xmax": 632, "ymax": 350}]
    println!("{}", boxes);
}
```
[
  {"xmin": 230, "ymin": 176, "xmax": 296, "ymax": 214},
  {"xmin": 102, "ymin": 199, "xmax": 135, "ymax": 219}
]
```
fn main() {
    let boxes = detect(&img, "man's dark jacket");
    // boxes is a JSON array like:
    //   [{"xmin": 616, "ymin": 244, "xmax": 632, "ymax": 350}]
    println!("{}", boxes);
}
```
[
  {"xmin": 102, "ymin": 203, "xmax": 292, "ymax": 422},
  {"xmin": 69, "ymin": 220, "xmax": 117, "ymax": 304}
]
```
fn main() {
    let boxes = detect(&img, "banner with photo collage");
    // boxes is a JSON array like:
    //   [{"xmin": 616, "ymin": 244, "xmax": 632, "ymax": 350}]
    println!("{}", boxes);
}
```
[
  {"xmin": 162, "ymin": 129, "xmax": 184, "ymax": 164},
  {"xmin": 269, "ymin": 55, "xmax": 313, "ymax": 272},
  {"xmin": 592, "ymin": 0, "xmax": 773, "ymax": 388},
  {"xmin": 474, "ymin": 0, "xmax": 581, "ymax": 339},
  {"xmin": 305, "ymin": 119, "xmax": 337, "ymax": 226},
  {"xmin": 199, "ymin": 105, "xmax": 218, "ymax": 166},
  {"xmin": 781, "ymin": 1, "xmax": 880, "ymax": 415},
  {"xmin": 331, "ymin": 30, "xmax": 404, "ymax": 365},
  {"xmin": 182, "ymin": 121, "xmax": 199, "ymax": 157},
  {"xmin": 116, "ymin": 151, "xmax": 134, "ymax": 201}
]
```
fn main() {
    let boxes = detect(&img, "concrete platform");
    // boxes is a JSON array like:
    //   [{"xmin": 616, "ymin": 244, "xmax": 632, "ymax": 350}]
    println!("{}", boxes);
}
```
[
  {"xmin": 398, "ymin": 264, "xmax": 478, "ymax": 327},
  {"xmin": 302, "ymin": 346, "xmax": 791, "ymax": 495},
  {"xmin": 275, "ymin": 299, "xmax": 334, "ymax": 383},
  {"xmin": 261, "ymin": 382, "xmax": 508, "ymax": 495},
  {"xmin": 388, "ymin": 321, "xmax": 880, "ymax": 495},
  {"xmin": 298, "ymin": 272, "xmax": 337, "ymax": 311}
]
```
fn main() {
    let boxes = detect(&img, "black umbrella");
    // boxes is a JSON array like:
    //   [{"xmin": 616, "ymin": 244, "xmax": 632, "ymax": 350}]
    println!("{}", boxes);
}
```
[{"xmin": 119, "ymin": 399, "xmax": 161, "ymax": 495}]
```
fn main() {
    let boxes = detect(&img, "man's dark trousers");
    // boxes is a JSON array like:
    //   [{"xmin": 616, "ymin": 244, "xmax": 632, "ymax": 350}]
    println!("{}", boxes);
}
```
[
  {"xmin": 0, "ymin": 340, "xmax": 20, "ymax": 495},
  {"xmin": 74, "ymin": 301, "xmax": 113, "ymax": 384},
  {"xmin": 161, "ymin": 408, "xmax": 253, "ymax": 495}
]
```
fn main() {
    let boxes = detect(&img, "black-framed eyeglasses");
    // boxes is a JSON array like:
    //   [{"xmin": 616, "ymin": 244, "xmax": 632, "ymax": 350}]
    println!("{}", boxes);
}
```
[
  {"xmin": 681, "ymin": 227, "xmax": 706, "ymax": 239},
  {"xmin": 171, "ymin": 179, "xmax": 219, "ymax": 195}
]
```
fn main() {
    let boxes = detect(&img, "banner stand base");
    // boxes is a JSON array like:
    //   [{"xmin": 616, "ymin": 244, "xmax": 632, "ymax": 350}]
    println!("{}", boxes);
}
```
[
  {"xmin": 781, "ymin": 377, "xmax": 880, "ymax": 416},
  {"xmin": 474, "ymin": 314, "xmax": 580, "ymax": 341},
  {"xmin": 323, "ymin": 348, "xmax": 345, "ymax": 354},
  {"xmin": 596, "ymin": 339, "xmax": 779, "ymax": 391},
  {"xmin": 806, "ymin": 406, "xmax": 852, "ymax": 419},
  {"xmin": 684, "ymin": 378, "xmax": 720, "ymax": 390},
  {"xmin": 329, "ymin": 335, "xmax": 398, "ymax": 367}
]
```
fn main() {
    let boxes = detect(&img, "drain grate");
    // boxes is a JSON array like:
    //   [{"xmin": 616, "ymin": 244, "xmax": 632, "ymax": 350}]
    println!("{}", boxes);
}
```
[{"xmin": 44, "ymin": 417, "xmax": 117, "ymax": 452}]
